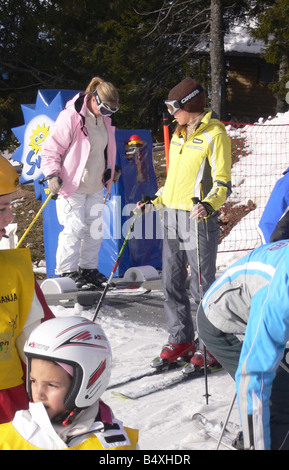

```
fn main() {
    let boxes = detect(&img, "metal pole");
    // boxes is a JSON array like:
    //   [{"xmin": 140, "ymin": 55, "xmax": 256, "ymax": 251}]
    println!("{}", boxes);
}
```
[
  {"xmin": 15, "ymin": 192, "xmax": 53, "ymax": 249},
  {"xmin": 163, "ymin": 113, "xmax": 170, "ymax": 173},
  {"xmin": 216, "ymin": 392, "xmax": 237, "ymax": 450},
  {"xmin": 191, "ymin": 197, "xmax": 210, "ymax": 404},
  {"xmin": 92, "ymin": 208, "xmax": 142, "ymax": 321}
]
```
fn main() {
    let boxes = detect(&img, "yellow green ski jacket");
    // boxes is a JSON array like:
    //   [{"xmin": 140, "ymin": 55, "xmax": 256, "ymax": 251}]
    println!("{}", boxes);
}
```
[{"xmin": 153, "ymin": 110, "xmax": 231, "ymax": 212}]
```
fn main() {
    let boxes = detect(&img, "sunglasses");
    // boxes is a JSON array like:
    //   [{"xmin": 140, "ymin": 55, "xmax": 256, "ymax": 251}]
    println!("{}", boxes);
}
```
[{"xmin": 93, "ymin": 89, "xmax": 119, "ymax": 116}]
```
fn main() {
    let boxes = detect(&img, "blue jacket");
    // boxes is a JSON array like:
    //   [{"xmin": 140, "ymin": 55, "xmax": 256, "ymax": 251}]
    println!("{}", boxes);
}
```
[
  {"xmin": 202, "ymin": 240, "xmax": 289, "ymax": 449},
  {"xmin": 258, "ymin": 168, "xmax": 289, "ymax": 244}
]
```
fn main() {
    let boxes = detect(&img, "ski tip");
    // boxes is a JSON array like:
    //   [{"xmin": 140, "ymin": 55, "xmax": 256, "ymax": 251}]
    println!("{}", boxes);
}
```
[
  {"xmin": 150, "ymin": 357, "xmax": 169, "ymax": 370},
  {"xmin": 111, "ymin": 391, "xmax": 133, "ymax": 400},
  {"xmin": 192, "ymin": 413, "xmax": 207, "ymax": 423},
  {"xmin": 182, "ymin": 362, "xmax": 199, "ymax": 375}
]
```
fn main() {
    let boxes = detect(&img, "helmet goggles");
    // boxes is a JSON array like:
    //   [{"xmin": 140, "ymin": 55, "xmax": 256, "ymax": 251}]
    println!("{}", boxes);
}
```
[{"xmin": 93, "ymin": 89, "xmax": 119, "ymax": 116}]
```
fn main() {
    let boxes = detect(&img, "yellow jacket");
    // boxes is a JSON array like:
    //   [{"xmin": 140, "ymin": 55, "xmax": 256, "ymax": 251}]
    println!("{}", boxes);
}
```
[
  {"xmin": 0, "ymin": 401, "xmax": 138, "ymax": 450},
  {"xmin": 153, "ymin": 110, "xmax": 231, "ymax": 212},
  {"xmin": 0, "ymin": 249, "xmax": 35, "ymax": 390},
  {"xmin": 0, "ymin": 421, "xmax": 139, "ymax": 450}
]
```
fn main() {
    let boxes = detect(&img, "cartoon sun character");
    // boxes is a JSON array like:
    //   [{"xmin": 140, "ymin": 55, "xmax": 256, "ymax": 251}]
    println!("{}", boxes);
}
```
[{"xmin": 29, "ymin": 123, "xmax": 50, "ymax": 154}]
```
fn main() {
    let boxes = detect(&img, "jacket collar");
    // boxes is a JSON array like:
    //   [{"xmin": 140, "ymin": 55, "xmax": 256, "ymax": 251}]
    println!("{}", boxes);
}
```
[{"xmin": 12, "ymin": 402, "xmax": 67, "ymax": 448}]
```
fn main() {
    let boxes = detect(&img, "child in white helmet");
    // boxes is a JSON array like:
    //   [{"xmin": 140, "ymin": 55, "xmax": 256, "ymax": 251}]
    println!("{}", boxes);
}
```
[
  {"xmin": 0, "ymin": 155, "xmax": 54, "ymax": 425},
  {"xmin": 0, "ymin": 316, "xmax": 139, "ymax": 450}
]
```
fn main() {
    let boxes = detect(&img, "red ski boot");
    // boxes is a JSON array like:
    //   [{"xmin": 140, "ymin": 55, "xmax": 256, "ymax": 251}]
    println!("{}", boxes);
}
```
[
  {"xmin": 189, "ymin": 349, "xmax": 219, "ymax": 368},
  {"xmin": 151, "ymin": 341, "xmax": 196, "ymax": 370},
  {"xmin": 182, "ymin": 349, "xmax": 220, "ymax": 377}
]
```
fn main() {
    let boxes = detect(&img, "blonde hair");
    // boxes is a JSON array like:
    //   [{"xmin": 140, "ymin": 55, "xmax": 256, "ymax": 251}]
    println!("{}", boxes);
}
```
[{"xmin": 86, "ymin": 77, "xmax": 119, "ymax": 108}]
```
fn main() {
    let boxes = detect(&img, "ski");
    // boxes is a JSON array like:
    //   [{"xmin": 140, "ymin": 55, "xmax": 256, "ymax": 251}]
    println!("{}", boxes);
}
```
[
  {"xmin": 106, "ymin": 286, "xmax": 151, "ymax": 297},
  {"xmin": 44, "ymin": 285, "xmax": 151, "ymax": 308},
  {"xmin": 111, "ymin": 364, "xmax": 223, "ymax": 400},
  {"xmin": 108, "ymin": 367, "xmax": 158, "ymax": 390},
  {"xmin": 192, "ymin": 413, "xmax": 242, "ymax": 450},
  {"xmin": 107, "ymin": 360, "xmax": 182, "ymax": 390}
]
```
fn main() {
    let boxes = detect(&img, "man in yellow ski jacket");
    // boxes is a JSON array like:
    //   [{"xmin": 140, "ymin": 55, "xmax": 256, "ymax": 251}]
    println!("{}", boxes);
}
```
[{"xmin": 150, "ymin": 77, "xmax": 231, "ymax": 369}]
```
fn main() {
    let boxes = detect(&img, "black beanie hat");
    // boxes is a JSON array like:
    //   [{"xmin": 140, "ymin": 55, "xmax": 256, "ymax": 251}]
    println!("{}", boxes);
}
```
[{"xmin": 168, "ymin": 77, "xmax": 206, "ymax": 113}]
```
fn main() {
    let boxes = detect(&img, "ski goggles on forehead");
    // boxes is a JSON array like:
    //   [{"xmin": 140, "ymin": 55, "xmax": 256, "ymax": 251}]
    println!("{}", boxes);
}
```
[
  {"xmin": 93, "ymin": 89, "xmax": 119, "ymax": 116},
  {"xmin": 165, "ymin": 85, "xmax": 205, "ymax": 115},
  {"xmin": 165, "ymin": 99, "xmax": 181, "ymax": 115}
]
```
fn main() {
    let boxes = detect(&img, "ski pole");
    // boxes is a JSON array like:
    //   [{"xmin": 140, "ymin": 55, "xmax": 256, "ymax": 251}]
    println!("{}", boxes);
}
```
[
  {"xmin": 15, "ymin": 192, "xmax": 53, "ymax": 249},
  {"xmin": 191, "ymin": 197, "xmax": 210, "ymax": 404},
  {"xmin": 92, "ymin": 207, "xmax": 143, "ymax": 321},
  {"xmin": 216, "ymin": 391, "xmax": 237, "ymax": 450}
]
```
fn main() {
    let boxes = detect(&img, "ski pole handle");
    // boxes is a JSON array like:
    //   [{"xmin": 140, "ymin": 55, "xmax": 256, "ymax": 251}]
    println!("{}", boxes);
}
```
[{"xmin": 191, "ymin": 197, "xmax": 201, "ymax": 205}]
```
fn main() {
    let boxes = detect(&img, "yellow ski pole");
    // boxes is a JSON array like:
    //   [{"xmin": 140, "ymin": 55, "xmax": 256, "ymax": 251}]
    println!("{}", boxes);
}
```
[{"xmin": 15, "ymin": 192, "xmax": 53, "ymax": 249}]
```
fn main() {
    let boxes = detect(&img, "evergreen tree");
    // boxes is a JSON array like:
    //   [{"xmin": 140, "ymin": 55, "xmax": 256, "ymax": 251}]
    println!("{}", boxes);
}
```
[
  {"xmin": 1, "ymin": 0, "xmax": 288, "ymax": 150},
  {"xmin": 249, "ymin": 0, "xmax": 289, "ymax": 112}
]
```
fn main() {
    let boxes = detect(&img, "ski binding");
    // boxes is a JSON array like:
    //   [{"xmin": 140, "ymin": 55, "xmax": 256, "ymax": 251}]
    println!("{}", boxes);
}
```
[{"xmin": 192, "ymin": 413, "xmax": 242, "ymax": 450}]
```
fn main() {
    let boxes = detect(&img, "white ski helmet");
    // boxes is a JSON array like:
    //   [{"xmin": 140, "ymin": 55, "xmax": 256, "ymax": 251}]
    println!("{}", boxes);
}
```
[{"xmin": 24, "ymin": 316, "xmax": 112, "ymax": 410}]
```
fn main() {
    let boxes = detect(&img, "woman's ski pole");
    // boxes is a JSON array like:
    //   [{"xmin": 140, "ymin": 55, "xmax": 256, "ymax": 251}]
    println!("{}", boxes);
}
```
[
  {"xmin": 92, "ymin": 207, "xmax": 142, "ymax": 321},
  {"xmin": 192, "ymin": 197, "xmax": 210, "ymax": 404}
]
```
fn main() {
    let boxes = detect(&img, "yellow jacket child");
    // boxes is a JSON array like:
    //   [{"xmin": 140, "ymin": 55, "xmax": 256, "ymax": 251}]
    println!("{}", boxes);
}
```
[{"xmin": 0, "ymin": 316, "xmax": 138, "ymax": 450}]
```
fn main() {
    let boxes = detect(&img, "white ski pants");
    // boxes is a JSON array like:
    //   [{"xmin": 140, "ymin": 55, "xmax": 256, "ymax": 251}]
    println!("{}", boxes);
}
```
[{"xmin": 55, "ymin": 191, "xmax": 104, "ymax": 275}]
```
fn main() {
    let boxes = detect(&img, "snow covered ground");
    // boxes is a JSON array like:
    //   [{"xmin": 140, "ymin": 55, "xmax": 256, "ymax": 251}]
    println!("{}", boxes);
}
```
[
  {"xmin": 45, "ymin": 111, "xmax": 289, "ymax": 450},
  {"xmin": 51, "ymin": 303, "xmax": 237, "ymax": 451}
]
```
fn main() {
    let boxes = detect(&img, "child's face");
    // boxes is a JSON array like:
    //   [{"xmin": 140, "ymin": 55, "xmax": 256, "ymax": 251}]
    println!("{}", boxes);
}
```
[
  {"xmin": 30, "ymin": 359, "xmax": 73, "ymax": 420},
  {"xmin": 0, "ymin": 194, "xmax": 14, "ymax": 240}
]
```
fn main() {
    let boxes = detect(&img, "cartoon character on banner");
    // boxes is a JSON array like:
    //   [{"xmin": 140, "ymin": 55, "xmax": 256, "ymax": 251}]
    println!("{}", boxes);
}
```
[{"xmin": 11, "ymin": 91, "xmax": 74, "ymax": 184}]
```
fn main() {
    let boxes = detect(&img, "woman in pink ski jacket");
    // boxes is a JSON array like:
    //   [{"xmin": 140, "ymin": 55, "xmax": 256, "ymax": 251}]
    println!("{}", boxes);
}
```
[{"xmin": 41, "ymin": 77, "xmax": 119, "ymax": 290}]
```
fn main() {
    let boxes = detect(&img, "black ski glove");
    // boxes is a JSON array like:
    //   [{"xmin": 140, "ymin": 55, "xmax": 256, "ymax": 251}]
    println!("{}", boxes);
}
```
[{"xmin": 102, "ymin": 168, "xmax": 112, "ymax": 184}]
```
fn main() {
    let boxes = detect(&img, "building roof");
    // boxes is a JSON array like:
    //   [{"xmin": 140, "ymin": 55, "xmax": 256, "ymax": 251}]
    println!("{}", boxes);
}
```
[{"xmin": 195, "ymin": 20, "xmax": 268, "ymax": 57}]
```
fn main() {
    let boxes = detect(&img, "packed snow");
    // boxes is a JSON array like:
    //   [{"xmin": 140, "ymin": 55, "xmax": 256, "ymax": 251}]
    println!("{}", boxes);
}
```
[
  {"xmin": 47, "ymin": 112, "xmax": 289, "ymax": 451},
  {"xmin": 52, "ymin": 303, "xmax": 238, "ymax": 451}
]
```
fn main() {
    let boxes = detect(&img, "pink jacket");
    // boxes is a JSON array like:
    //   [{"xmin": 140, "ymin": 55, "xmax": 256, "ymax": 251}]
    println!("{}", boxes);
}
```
[{"xmin": 40, "ymin": 93, "xmax": 116, "ymax": 198}]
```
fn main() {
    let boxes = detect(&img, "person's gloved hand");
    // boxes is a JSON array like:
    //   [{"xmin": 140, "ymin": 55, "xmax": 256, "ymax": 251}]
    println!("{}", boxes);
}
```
[
  {"xmin": 113, "ymin": 165, "xmax": 121, "ymax": 183},
  {"xmin": 133, "ymin": 194, "xmax": 155, "ymax": 214},
  {"xmin": 48, "ymin": 176, "xmax": 62, "ymax": 195},
  {"xmin": 102, "ymin": 168, "xmax": 111, "ymax": 185}
]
